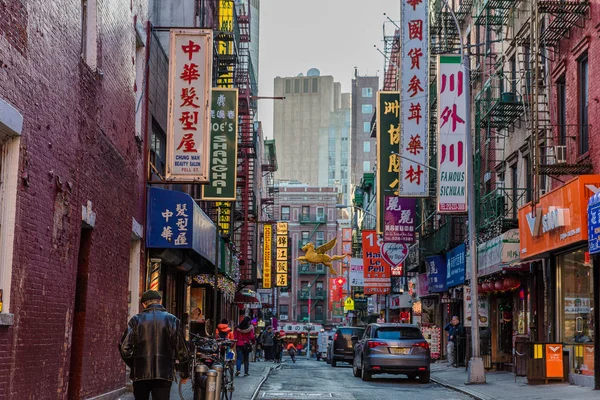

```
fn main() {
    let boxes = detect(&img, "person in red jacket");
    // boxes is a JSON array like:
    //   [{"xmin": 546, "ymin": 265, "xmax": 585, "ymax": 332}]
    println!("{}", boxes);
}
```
[
  {"xmin": 215, "ymin": 318, "xmax": 234, "ymax": 340},
  {"xmin": 234, "ymin": 316, "xmax": 255, "ymax": 376}
]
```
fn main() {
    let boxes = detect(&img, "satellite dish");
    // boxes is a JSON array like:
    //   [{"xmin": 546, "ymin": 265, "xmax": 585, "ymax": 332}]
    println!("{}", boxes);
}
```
[{"xmin": 307, "ymin": 68, "xmax": 320, "ymax": 77}]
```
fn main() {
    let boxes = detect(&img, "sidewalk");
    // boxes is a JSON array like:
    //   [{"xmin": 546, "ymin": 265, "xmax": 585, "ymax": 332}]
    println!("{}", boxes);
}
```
[
  {"xmin": 118, "ymin": 360, "xmax": 279, "ymax": 400},
  {"xmin": 431, "ymin": 363, "xmax": 597, "ymax": 400}
]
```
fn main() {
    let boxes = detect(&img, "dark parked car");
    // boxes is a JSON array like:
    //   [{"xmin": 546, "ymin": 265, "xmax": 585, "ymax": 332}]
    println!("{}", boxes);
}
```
[
  {"xmin": 330, "ymin": 326, "xmax": 365, "ymax": 367},
  {"xmin": 352, "ymin": 323, "xmax": 431, "ymax": 382}
]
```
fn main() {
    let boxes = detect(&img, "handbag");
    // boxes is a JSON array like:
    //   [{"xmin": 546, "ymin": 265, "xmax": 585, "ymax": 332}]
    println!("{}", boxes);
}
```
[{"xmin": 244, "ymin": 342, "xmax": 253, "ymax": 352}]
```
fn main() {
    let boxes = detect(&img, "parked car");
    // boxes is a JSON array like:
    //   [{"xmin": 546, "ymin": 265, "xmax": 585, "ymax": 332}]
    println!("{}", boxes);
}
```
[
  {"xmin": 325, "ymin": 328, "xmax": 336, "ymax": 364},
  {"xmin": 352, "ymin": 323, "xmax": 430, "ymax": 383},
  {"xmin": 330, "ymin": 326, "xmax": 365, "ymax": 367}
]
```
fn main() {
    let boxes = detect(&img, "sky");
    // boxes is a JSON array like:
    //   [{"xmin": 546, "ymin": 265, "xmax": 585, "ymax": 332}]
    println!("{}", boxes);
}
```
[{"xmin": 257, "ymin": 0, "xmax": 400, "ymax": 139}]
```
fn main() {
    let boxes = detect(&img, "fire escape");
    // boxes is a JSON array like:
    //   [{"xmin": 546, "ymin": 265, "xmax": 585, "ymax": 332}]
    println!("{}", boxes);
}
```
[
  {"xmin": 261, "ymin": 139, "xmax": 278, "ymax": 221},
  {"xmin": 234, "ymin": 1, "xmax": 258, "ymax": 285}
]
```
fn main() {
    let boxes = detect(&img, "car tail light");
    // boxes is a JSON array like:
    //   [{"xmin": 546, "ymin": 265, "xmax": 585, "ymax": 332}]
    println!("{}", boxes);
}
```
[
  {"xmin": 368, "ymin": 341, "xmax": 388, "ymax": 348},
  {"xmin": 334, "ymin": 333, "xmax": 338, "ymax": 341},
  {"xmin": 418, "ymin": 367, "xmax": 427, "ymax": 371},
  {"xmin": 413, "ymin": 341, "xmax": 430, "ymax": 350}
]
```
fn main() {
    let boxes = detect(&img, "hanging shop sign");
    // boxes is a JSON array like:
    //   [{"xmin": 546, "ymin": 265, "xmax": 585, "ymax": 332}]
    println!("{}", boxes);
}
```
[
  {"xmin": 469, "ymin": 229, "xmax": 520, "ymax": 278},
  {"xmin": 463, "ymin": 285, "xmax": 489, "ymax": 328},
  {"xmin": 421, "ymin": 326, "xmax": 441, "ymax": 359},
  {"xmin": 587, "ymin": 191, "xmax": 600, "ymax": 254},
  {"xmin": 216, "ymin": 0, "xmax": 234, "ymax": 87},
  {"xmin": 342, "ymin": 228, "xmax": 352, "ymax": 241},
  {"xmin": 202, "ymin": 88, "xmax": 238, "ymax": 200},
  {"xmin": 361, "ymin": 230, "xmax": 391, "ymax": 294},
  {"xmin": 215, "ymin": 201, "xmax": 231, "ymax": 236},
  {"xmin": 276, "ymin": 222, "xmax": 288, "ymax": 287},
  {"xmin": 446, "ymin": 243, "xmax": 465, "ymax": 288},
  {"xmin": 425, "ymin": 255, "xmax": 447, "ymax": 293},
  {"xmin": 381, "ymin": 242, "xmax": 409, "ymax": 276},
  {"xmin": 263, "ymin": 224, "xmax": 272, "ymax": 289},
  {"xmin": 399, "ymin": 0, "xmax": 429, "ymax": 198},
  {"xmin": 417, "ymin": 273, "xmax": 429, "ymax": 297},
  {"xmin": 437, "ymin": 55, "xmax": 467, "ymax": 213},
  {"xmin": 349, "ymin": 257, "xmax": 365, "ymax": 287},
  {"xmin": 519, "ymin": 175, "xmax": 600, "ymax": 258},
  {"xmin": 377, "ymin": 91, "xmax": 401, "ymax": 234},
  {"xmin": 384, "ymin": 196, "xmax": 416, "ymax": 243},
  {"xmin": 279, "ymin": 323, "xmax": 324, "ymax": 334},
  {"xmin": 166, "ymin": 29, "xmax": 213, "ymax": 182}
]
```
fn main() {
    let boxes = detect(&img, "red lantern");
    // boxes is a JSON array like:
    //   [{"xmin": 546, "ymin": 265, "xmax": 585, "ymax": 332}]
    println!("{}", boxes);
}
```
[
  {"xmin": 503, "ymin": 277, "xmax": 520, "ymax": 290},
  {"xmin": 478, "ymin": 282, "xmax": 485, "ymax": 293},
  {"xmin": 494, "ymin": 280, "xmax": 504, "ymax": 291},
  {"xmin": 481, "ymin": 282, "xmax": 490, "ymax": 293}
]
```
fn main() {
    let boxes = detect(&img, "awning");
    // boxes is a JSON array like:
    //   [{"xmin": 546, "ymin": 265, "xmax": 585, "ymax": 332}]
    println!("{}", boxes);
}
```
[{"xmin": 234, "ymin": 290, "xmax": 262, "ymax": 309}]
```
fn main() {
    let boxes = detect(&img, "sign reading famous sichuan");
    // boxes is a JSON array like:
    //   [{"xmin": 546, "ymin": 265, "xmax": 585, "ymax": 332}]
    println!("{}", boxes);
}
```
[
  {"xmin": 202, "ymin": 88, "xmax": 238, "ymax": 200},
  {"xmin": 166, "ymin": 29, "xmax": 213, "ymax": 182}
]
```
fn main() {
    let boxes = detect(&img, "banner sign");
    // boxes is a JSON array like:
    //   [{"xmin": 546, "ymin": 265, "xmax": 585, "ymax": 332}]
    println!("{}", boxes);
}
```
[
  {"xmin": 437, "ymin": 55, "xmax": 467, "ymax": 212},
  {"xmin": 263, "ymin": 225, "xmax": 272, "ymax": 288},
  {"xmin": 276, "ymin": 222, "xmax": 288, "ymax": 287},
  {"xmin": 588, "ymin": 192, "xmax": 600, "ymax": 254},
  {"xmin": 399, "ymin": 0, "xmax": 429, "ymax": 197},
  {"xmin": 217, "ymin": 0, "xmax": 234, "ymax": 87},
  {"xmin": 166, "ymin": 29, "xmax": 213, "ymax": 182},
  {"xmin": 342, "ymin": 228, "xmax": 352, "ymax": 241},
  {"xmin": 202, "ymin": 88, "xmax": 238, "ymax": 200},
  {"xmin": 446, "ymin": 243, "xmax": 466, "ymax": 287},
  {"xmin": 384, "ymin": 196, "xmax": 416, "ymax": 243},
  {"xmin": 377, "ymin": 91, "xmax": 401, "ymax": 234},
  {"xmin": 425, "ymin": 255, "xmax": 447, "ymax": 293},
  {"xmin": 463, "ymin": 285, "xmax": 489, "ymax": 327},
  {"xmin": 349, "ymin": 257, "xmax": 365, "ymax": 287},
  {"xmin": 361, "ymin": 230, "xmax": 391, "ymax": 294}
]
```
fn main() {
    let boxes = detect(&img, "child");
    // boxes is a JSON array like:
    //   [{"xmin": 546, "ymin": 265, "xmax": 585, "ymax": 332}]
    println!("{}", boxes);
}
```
[{"xmin": 287, "ymin": 342, "xmax": 297, "ymax": 363}]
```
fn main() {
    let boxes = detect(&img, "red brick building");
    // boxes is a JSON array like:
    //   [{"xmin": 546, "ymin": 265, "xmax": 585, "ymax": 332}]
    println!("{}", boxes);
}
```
[{"xmin": 0, "ymin": 1, "xmax": 147, "ymax": 398}]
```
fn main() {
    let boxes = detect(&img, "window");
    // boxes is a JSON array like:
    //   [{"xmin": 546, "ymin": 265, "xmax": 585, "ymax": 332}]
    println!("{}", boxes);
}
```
[
  {"xmin": 557, "ymin": 76, "xmax": 566, "ymax": 146},
  {"xmin": 300, "ymin": 305, "xmax": 309, "ymax": 319},
  {"xmin": 579, "ymin": 55, "xmax": 589, "ymax": 154},
  {"xmin": 81, "ymin": 0, "xmax": 98, "ymax": 69},
  {"xmin": 301, "ymin": 231, "xmax": 310, "ymax": 246},
  {"xmin": 374, "ymin": 327, "xmax": 423, "ymax": 340},
  {"xmin": 285, "ymin": 79, "xmax": 291, "ymax": 94},
  {"xmin": 301, "ymin": 206, "xmax": 310, "ymax": 222},
  {"xmin": 315, "ymin": 305, "xmax": 324, "ymax": 320},
  {"xmin": 316, "ymin": 207, "xmax": 325, "ymax": 222},
  {"xmin": 281, "ymin": 206, "xmax": 290, "ymax": 221},
  {"xmin": 294, "ymin": 79, "xmax": 300, "ymax": 93},
  {"xmin": 511, "ymin": 164, "xmax": 518, "ymax": 219},
  {"xmin": 315, "ymin": 281, "xmax": 324, "ymax": 291},
  {"xmin": 362, "ymin": 87, "xmax": 373, "ymax": 97},
  {"xmin": 362, "ymin": 104, "xmax": 373, "ymax": 114},
  {"xmin": 316, "ymin": 231, "xmax": 324, "ymax": 247},
  {"xmin": 312, "ymin": 78, "xmax": 318, "ymax": 93},
  {"xmin": 150, "ymin": 120, "xmax": 166, "ymax": 177},
  {"xmin": 280, "ymin": 305, "xmax": 289, "ymax": 317},
  {"xmin": 363, "ymin": 161, "xmax": 370, "ymax": 172},
  {"xmin": 363, "ymin": 141, "xmax": 370, "ymax": 153},
  {"xmin": 363, "ymin": 121, "xmax": 371, "ymax": 133},
  {"xmin": 303, "ymin": 78, "xmax": 309, "ymax": 93},
  {"xmin": 524, "ymin": 156, "xmax": 532, "ymax": 203},
  {"xmin": 510, "ymin": 55, "xmax": 517, "ymax": 95}
]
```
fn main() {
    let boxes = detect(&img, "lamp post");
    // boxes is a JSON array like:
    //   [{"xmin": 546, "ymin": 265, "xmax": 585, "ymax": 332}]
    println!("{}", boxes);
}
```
[{"xmin": 307, "ymin": 282, "xmax": 311, "ymax": 360}]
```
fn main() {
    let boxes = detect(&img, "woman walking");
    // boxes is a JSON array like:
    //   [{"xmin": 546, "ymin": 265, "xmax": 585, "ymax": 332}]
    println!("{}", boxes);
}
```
[{"xmin": 234, "ymin": 316, "xmax": 255, "ymax": 376}]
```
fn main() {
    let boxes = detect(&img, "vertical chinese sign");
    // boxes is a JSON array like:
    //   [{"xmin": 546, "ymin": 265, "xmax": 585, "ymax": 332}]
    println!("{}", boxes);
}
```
[
  {"xmin": 166, "ymin": 29, "xmax": 213, "ymax": 182},
  {"xmin": 377, "ymin": 92, "xmax": 401, "ymax": 234},
  {"xmin": 399, "ymin": 0, "xmax": 429, "ymax": 197},
  {"xmin": 217, "ymin": 0, "xmax": 234, "ymax": 88},
  {"xmin": 384, "ymin": 196, "xmax": 416, "ymax": 243},
  {"xmin": 276, "ymin": 222, "xmax": 289, "ymax": 287},
  {"xmin": 263, "ymin": 224, "xmax": 272, "ymax": 289},
  {"xmin": 342, "ymin": 227, "xmax": 353, "ymax": 255},
  {"xmin": 437, "ymin": 55, "xmax": 468, "ymax": 212},
  {"xmin": 362, "ymin": 230, "xmax": 391, "ymax": 295},
  {"xmin": 202, "ymin": 88, "xmax": 238, "ymax": 200}
]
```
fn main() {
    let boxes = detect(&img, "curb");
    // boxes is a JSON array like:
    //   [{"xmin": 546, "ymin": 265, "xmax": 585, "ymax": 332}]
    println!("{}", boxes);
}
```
[
  {"xmin": 250, "ymin": 363, "xmax": 281, "ymax": 400},
  {"xmin": 431, "ymin": 376, "xmax": 487, "ymax": 400}
]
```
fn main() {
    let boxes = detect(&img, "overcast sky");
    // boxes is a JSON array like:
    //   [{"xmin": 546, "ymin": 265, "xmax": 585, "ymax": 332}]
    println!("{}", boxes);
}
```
[{"xmin": 257, "ymin": 0, "xmax": 400, "ymax": 139}]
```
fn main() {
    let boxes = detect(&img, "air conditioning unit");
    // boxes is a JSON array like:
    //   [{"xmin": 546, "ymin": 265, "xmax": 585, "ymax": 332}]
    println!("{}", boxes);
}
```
[
  {"xmin": 316, "ymin": 215, "xmax": 326, "ymax": 222},
  {"xmin": 554, "ymin": 145, "xmax": 567, "ymax": 164},
  {"xmin": 280, "ymin": 315, "xmax": 288, "ymax": 321}
]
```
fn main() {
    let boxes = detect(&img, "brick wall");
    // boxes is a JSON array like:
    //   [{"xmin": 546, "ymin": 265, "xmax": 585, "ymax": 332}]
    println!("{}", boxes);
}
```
[{"xmin": 0, "ymin": 0, "xmax": 147, "ymax": 398}]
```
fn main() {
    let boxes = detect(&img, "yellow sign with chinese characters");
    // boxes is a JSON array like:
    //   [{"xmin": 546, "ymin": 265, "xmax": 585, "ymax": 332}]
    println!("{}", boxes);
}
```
[
  {"xmin": 276, "ymin": 261, "xmax": 288, "ymax": 273},
  {"xmin": 276, "ymin": 248, "xmax": 288, "ymax": 261},
  {"xmin": 276, "ymin": 222, "xmax": 288, "ymax": 287},
  {"xmin": 216, "ymin": 202, "xmax": 231, "ymax": 236},
  {"xmin": 263, "ymin": 225, "xmax": 272, "ymax": 288},
  {"xmin": 276, "ymin": 222, "xmax": 288, "ymax": 236},
  {"xmin": 276, "ymin": 235, "xmax": 288, "ymax": 248},
  {"xmin": 217, "ymin": 0, "xmax": 234, "ymax": 87},
  {"xmin": 276, "ymin": 273, "xmax": 288, "ymax": 287}
]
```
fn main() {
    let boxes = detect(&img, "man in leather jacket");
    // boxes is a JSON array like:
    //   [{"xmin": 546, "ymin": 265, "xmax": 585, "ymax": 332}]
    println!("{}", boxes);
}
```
[{"xmin": 119, "ymin": 290, "xmax": 190, "ymax": 400}]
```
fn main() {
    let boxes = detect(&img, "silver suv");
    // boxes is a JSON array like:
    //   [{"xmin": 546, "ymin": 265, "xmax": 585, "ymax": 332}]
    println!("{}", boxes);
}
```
[{"xmin": 352, "ymin": 323, "xmax": 431, "ymax": 383}]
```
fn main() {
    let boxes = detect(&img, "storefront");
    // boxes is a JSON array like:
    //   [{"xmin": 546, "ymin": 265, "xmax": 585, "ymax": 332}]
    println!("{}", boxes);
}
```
[
  {"xmin": 518, "ymin": 175, "xmax": 600, "ymax": 387},
  {"xmin": 424, "ymin": 256, "xmax": 447, "ymax": 360}
]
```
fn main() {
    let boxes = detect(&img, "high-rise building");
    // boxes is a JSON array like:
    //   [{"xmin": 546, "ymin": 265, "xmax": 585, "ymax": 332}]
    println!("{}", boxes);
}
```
[{"xmin": 273, "ymin": 69, "xmax": 351, "ymax": 201}]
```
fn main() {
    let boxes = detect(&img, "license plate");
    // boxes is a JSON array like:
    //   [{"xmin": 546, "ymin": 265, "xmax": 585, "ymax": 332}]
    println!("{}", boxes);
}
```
[{"xmin": 390, "ymin": 347, "xmax": 410, "ymax": 355}]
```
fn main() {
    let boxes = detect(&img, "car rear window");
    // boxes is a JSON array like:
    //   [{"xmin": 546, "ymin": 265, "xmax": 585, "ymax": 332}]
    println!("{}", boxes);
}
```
[
  {"xmin": 338, "ymin": 328, "xmax": 364, "ymax": 337},
  {"xmin": 374, "ymin": 327, "xmax": 423, "ymax": 340}
]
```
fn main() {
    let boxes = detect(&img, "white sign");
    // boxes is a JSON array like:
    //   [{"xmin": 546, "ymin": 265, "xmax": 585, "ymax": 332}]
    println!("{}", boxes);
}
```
[
  {"xmin": 166, "ymin": 29, "xmax": 213, "ymax": 182},
  {"xmin": 476, "ymin": 229, "xmax": 520, "ymax": 277},
  {"xmin": 399, "ymin": 0, "xmax": 429, "ymax": 196},
  {"xmin": 349, "ymin": 257, "xmax": 365, "ymax": 287},
  {"xmin": 463, "ymin": 285, "xmax": 489, "ymax": 327},
  {"xmin": 381, "ymin": 242, "xmax": 409, "ymax": 268},
  {"xmin": 437, "ymin": 55, "xmax": 467, "ymax": 212},
  {"xmin": 279, "ymin": 323, "xmax": 323, "ymax": 333}
]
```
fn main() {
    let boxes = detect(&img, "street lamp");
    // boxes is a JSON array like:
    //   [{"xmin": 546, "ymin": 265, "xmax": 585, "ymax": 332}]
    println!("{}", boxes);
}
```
[{"xmin": 307, "ymin": 282, "xmax": 311, "ymax": 360}]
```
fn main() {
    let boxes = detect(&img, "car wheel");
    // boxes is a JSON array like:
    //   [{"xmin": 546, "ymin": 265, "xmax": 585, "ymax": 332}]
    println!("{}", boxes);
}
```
[
  {"xmin": 331, "ymin": 359, "xmax": 337, "ymax": 367},
  {"xmin": 361, "ymin": 361, "xmax": 372, "ymax": 381},
  {"xmin": 352, "ymin": 359, "xmax": 361, "ymax": 377},
  {"xmin": 419, "ymin": 371, "xmax": 430, "ymax": 384}
]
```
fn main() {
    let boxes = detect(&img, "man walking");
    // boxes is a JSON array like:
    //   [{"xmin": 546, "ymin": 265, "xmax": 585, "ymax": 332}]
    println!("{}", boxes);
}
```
[
  {"xmin": 261, "ymin": 326, "xmax": 275, "ymax": 361},
  {"xmin": 444, "ymin": 315, "xmax": 464, "ymax": 367},
  {"xmin": 119, "ymin": 290, "xmax": 190, "ymax": 400}
]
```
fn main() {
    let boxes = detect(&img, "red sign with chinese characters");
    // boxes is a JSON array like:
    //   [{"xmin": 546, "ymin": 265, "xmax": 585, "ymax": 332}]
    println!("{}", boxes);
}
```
[
  {"xmin": 166, "ymin": 29, "xmax": 213, "ymax": 182},
  {"xmin": 362, "ymin": 230, "xmax": 391, "ymax": 295}
]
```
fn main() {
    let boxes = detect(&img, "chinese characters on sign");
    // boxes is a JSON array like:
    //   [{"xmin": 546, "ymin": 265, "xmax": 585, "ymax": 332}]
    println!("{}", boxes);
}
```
[
  {"xmin": 361, "ymin": 230, "xmax": 391, "ymax": 295},
  {"xmin": 160, "ymin": 203, "xmax": 190, "ymax": 246},
  {"xmin": 166, "ymin": 29, "xmax": 213, "ymax": 182},
  {"xmin": 400, "ymin": 0, "xmax": 429, "ymax": 197},
  {"xmin": 263, "ymin": 225, "xmax": 272, "ymax": 289},
  {"xmin": 437, "ymin": 56, "xmax": 467, "ymax": 212},
  {"xmin": 276, "ymin": 222, "xmax": 289, "ymax": 287},
  {"xmin": 463, "ymin": 285, "xmax": 489, "ymax": 327},
  {"xmin": 202, "ymin": 89, "xmax": 238, "ymax": 200},
  {"xmin": 349, "ymin": 258, "xmax": 365, "ymax": 287},
  {"xmin": 384, "ymin": 196, "xmax": 416, "ymax": 243},
  {"xmin": 425, "ymin": 255, "xmax": 447, "ymax": 293}
]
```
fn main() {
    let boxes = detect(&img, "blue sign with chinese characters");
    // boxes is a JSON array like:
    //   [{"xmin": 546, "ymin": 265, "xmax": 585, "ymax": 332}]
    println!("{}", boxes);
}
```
[
  {"xmin": 446, "ymin": 244, "xmax": 466, "ymax": 288},
  {"xmin": 588, "ymin": 192, "xmax": 600, "ymax": 254},
  {"xmin": 147, "ymin": 187, "xmax": 216, "ymax": 264},
  {"xmin": 425, "ymin": 255, "xmax": 447, "ymax": 293}
]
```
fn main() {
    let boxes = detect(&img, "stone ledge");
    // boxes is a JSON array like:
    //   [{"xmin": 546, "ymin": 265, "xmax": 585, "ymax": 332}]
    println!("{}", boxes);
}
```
[{"xmin": 0, "ymin": 313, "xmax": 14, "ymax": 326}]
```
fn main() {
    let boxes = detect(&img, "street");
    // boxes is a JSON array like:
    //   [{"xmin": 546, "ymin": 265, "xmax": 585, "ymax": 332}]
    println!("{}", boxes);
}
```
[{"xmin": 257, "ymin": 358, "xmax": 473, "ymax": 400}]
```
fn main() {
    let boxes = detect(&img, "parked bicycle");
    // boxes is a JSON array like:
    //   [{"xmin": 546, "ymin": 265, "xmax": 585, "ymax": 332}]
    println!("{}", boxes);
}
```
[{"xmin": 185, "ymin": 333, "xmax": 236, "ymax": 400}]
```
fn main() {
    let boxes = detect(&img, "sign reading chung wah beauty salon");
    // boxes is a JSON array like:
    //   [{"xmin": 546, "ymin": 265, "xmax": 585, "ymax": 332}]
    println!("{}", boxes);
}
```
[{"xmin": 166, "ymin": 29, "xmax": 213, "ymax": 182}]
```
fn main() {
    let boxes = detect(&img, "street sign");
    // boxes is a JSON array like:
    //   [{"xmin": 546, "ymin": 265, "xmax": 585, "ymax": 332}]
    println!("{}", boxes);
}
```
[{"xmin": 344, "ymin": 297, "xmax": 355, "ymax": 311}]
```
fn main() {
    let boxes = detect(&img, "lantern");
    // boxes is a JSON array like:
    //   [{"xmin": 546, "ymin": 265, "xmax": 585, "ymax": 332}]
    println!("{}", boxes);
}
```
[
  {"xmin": 481, "ymin": 282, "xmax": 490, "ymax": 293},
  {"xmin": 478, "ymin": 282, "xmax": 485, "ymax": 293},
  {"xmin": 494, "ymin": 280, "xmax": 504, "ymax": 291},
  {"xmin": 503, "ymin": 277, "xmax": 520, "ymax": 291}
]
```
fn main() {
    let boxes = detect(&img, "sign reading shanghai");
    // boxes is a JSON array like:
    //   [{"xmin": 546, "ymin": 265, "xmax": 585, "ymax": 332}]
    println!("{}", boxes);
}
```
[
  {"xmin": 377, "ymin": 91, "xmax": 401, "ymax": 234},
  {"xmin": 384, "ymin": 196, "xmax": 416, "ymax": 243},
  {"xmin": 166, "ymin": 29, "xmax": 213, "ymax": 182},
  {"xmin": 399, "ymin": 0, "xmax": 429, "ymax": 197},
  {"xmin": 437, "ymin": 55, "xmax": 468, "ymax": 212},
  {"xmin": 202, "ymin": 88, "xmax": 238, "ymax": 200}
]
